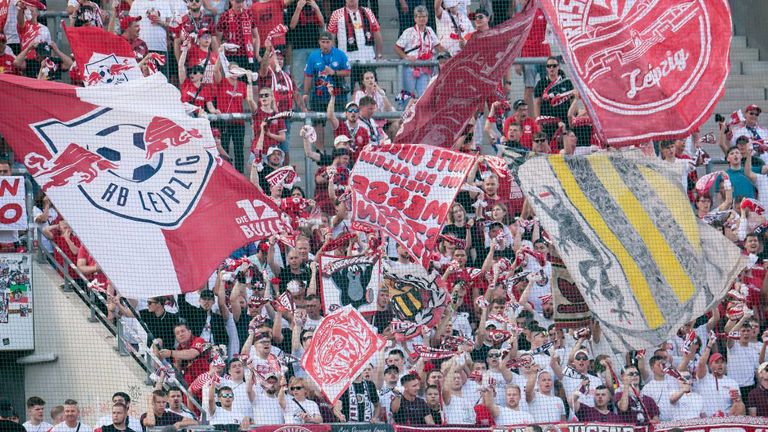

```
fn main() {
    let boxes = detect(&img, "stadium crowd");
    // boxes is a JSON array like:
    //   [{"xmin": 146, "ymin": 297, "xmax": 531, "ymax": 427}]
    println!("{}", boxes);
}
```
[{"xmin": 2, "ymin": 0, "xmax": 768, "ymax": 429}]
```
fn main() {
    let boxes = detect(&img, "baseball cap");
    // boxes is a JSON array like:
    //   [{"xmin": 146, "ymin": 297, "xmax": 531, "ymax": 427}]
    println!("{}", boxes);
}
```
[
  {"xmin": 513, "ymin": 99, "xmax": 527, "ymax": 110},
  {"xmin": 758, "ymin": 362, "xmax": 768, "ymax": 374},
  {"xmin": 345, "ymin": 101, "xmax": 359, "ymax": 110},
  {"xmin": 333, "ymin": 135, "xmax": 353, "ymax": 147},
  {"xmin": 574, "ymin": 348, "xmax": 590, "ymax": 359},
  {"xmin": 119, "ymin": 15, "xmax": 141, "ymax": 31},
  {"xmin": 708, "ymin": 352, "xmax": 725, "ymax": 366},
  {"xmin": 197, "ymin": 28, "xmax": 211, "ymax": 37},
  {"xmin": 199, "ymin": 289, "xmax": 215, "ymax": 300},
  {"xmin": 266, "ymin": 146, "xmax": 284, "ymax": 157},
  {"xmin": 264, "ymin": 371, "xmax": 279, "ymax": 380},
  {"xmin": 319, "ymin": 31, "xmax": 334, "ymax": 41},
  {"xmin": 746, "ymin": 104, "xmax": 762, "ymax": 114},
  {"xmin": 21, "ymin": 0, "xmax": 46, "ymax": 10},
  {"xmin": 474, "ymin": 7, "xmax": 490, "ymax": 17}
]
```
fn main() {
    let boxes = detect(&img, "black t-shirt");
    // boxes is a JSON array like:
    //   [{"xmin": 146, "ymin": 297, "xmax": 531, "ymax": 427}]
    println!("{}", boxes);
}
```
[
  {"xmin": 372, "ymin": 308, "xmax": 394, "ymax": 333},
  {"xmin": 533, "ymin": 73, "xmax": 574, "ymax": 124},
  {"xmin": 139, "ymin": 309, "xmax": 179, "ymax": 348},
  {"xmin": 340, "ymin": 380, "xmax": 380, "ymax": 421},
  {"xmin": 442, "ymin": 224, "xmax": 467, "ymax": 241},
  {"xmin": 0, "ymin": 420, "xmax": 26, "ymax": 432},
  {"xmin": 24, "ymin": 57, "xmax": 63, "ymax": 81},
  {"xmin": 101, "ymin": 425, "xmax": 137, "ymax": 432},
  {"xmin": 278, "ymin": 265, "xmax": 312, "ymax": 295},
  {"xmin": 393, "ymin": 396, "xmax": 431, "ymax": 425},
  {"xmin": 140, "ymin": 411, "xmax": 184, "ymax": 432}
]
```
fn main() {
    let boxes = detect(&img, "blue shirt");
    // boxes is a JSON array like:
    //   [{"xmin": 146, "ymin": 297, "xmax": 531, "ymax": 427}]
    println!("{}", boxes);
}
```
[
  {"xmin": 726, "ymin": 167, "xmax": 756, "ymax": 199},
  {"xmin": 304, "ymin": 47, "xmax": 351, "ymax": 101}
]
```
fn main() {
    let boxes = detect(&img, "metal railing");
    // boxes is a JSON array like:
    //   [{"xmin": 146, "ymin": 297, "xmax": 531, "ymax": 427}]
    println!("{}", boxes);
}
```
[{"xmin": 36, "ymin": 228, "xmax": 206, "ymax": 418}]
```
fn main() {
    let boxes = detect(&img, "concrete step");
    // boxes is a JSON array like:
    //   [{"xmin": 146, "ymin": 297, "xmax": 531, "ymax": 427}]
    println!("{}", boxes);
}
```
[
  {"xmin": 742, "ymin": 61, "xmax": 768, "ymax": 75},
  {"xmin": 723, "ymin": 86, "xmax": 767, "ymax": 101},
  {"xmin": 731, "ymin": 47, "xmax": 761, "ymax": 62},
  {"xmin": 726, "ymin": 75, "xmax": 768, "ymax": 88},
  {"xmin": 732, "ymin": 35, "xmax": 748, "ymax": 49}
]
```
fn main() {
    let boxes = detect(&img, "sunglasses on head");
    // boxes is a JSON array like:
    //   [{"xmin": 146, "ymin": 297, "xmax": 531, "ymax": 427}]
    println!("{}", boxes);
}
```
[
  {"xmin": 290, "ymin": 386, "xmax": 304, "ymax": 391},
  {"xmin": 546, "ymin": 64, "xmax": 559, "ymax": 68}
]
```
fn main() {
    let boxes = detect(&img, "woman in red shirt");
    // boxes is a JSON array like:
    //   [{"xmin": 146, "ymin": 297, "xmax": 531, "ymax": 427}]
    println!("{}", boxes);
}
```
[
  {"xmin": 215, "ymin": 61, "xmax": 248, "ymax": 172},
  {"xmin": 246, "ymin": 86, "xmax": 286, "ymax": 161},
  {"xmin": 179, "ymin": 40, "xmax": 219, "ymax": 116},
  {"xmin": 184, "ymin": 29, "xmax": 220, "ymax": 84}
]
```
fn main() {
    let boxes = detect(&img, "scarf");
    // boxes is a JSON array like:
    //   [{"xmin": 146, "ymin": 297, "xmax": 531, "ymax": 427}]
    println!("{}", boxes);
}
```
[
  {"xmin": 241, "ymin": 11, "xmax": 254, "ymax": 63},
  {"xmin": 348, "ymin": 380, "xmax": 373, "ymax": 422},
  {"xmin": 341, "ymin": 7, "xmax": 373, "ymax": 52},
  {"xmin": 270, "ymin": 66, "xmax": 294, "ymax": 111}
]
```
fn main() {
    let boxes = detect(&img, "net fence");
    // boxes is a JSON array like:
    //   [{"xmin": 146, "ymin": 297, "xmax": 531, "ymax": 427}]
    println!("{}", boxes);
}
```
[{"xmin": 0, "ymin": 0, "xmax": 767, "ymax": 431}]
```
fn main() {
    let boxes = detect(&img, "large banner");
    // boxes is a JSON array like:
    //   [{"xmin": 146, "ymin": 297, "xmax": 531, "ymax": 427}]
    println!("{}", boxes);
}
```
[
  {"xmin": 519, "ymin": 152, "xmax": 745, "ymax": 351},
  {"xmin": 0, "ymin": 177, "xmax": 28, "ymax": 231},
  {"xmin": 394, "ymin": 5, "xmax": 537, "ymax": 147},
  {"xmin": 540, "ymin": 0, "xmax": 732, "ymax": 146},
  {"xmin": 0, "ymin": 254, "xmax": 33, "ymax": 351},
  {"xmin": 654, "ymin": 416, "xmax": 768, "ymax": 432},
  {"xmin": 349, "ymin": 144, "xmax": 475, "ymax": 269},
  {"xmin": 319, "ymin": 254, "xmax": 382, "ymax": 316},
  {"xmin": 0, "ymin": 74, "xmax": 291, "ymax": 298},
  {"xmin": 383, "ymin": 262, "xmax": 447, "ymax": 340},
  {"xmin": 551, "ymin": 257, "xmax": 591, "ymax": 330},
  {"xmin": 301, "ymin": 305, "xmax": 385, "ymax": 404},
  {"xmin": 63, "ymin": 24, "xmax": 143, "ymax": 86}
]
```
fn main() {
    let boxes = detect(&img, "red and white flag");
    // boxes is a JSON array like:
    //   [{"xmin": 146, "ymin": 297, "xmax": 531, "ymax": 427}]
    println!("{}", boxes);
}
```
[
  {"xmin": 63, "ymin": 24, "xmax": 143, "ymax": 87},
  {"xmin": 301, "ymin": 305, "xmax": 385, "ymax": 404},
  {"xmin": 395, "ymin": 5, "xmax": 537, "ymax": 146},
  {"xmin": 349, "ymin": 144, "xmax": 476, "ymax": 269},
  {"xmin": 540, "ymin": 0, "xmax": 732, "ymax": 146},
  {"xmin": 0, "ymin": 0, "xmax": 9, "ymax": 32},
  {"xmin": 0, "ymin": 74, "xmax": 291, "ymax": 298}
]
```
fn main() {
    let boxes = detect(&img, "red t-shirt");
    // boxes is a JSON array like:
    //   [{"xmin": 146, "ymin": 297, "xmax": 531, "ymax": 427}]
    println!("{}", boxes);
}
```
[
  {"xmin": 178, "ymin": 336, "xmax": 210, "ymax": 385},
  {"xmin": 250, "ymin": 0, "xmax": 286, "ymax": 46},
  {"xmin": 334, "ymin": 121, "xmax": 370, "ymax": 161},
  {"xmin": 257, "ymin": 68, "xmax": 294, "ymax": 112},
  {"xmin": 503, "ymin": 116, "xmax": 539, "ymax": 149},
  {"xmin": 77, "ymin": 245, "xmax": 109, "ymax": 286},
  {"xmin": 186, "ymin": 45, "xmax": 218, "ymax": 82},
  {"xmin": 0, "ymin": 53, "xmax": 18, "ymax": 75},
  {"xmin": 250, "ymin": 107, "xmax": 286, "ymax": 153},
  {"xmin": 180, "ymin": 79, "xmax": 214, "ymax": 109},
  {"xmin": 175, "ymin": 13, "xmax": 216, "ymax": 39},
  {"xmin": 521, "ymin": 10, "xmax": 551, "ymax": 57},
  {"xmin": 215, "ymin": 79, "xmax": 246, "ymax": 112},
  {"xmin": 52, "ymin": 228, "xmax": 82, "ymax": 278}
]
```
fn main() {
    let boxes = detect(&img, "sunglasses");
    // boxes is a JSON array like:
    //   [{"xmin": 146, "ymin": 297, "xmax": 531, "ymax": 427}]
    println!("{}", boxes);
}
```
[
  {"xmin": 546, "ymin": 64, "xmax": 559, "ymax": 69},
  {"xmin": 290, "ymin": 386, "xmax": 304, "ymax": 391},
  {"xmin": 488, "ymin": 353, "xmax": 501, "ymax": 358},
  {"xmin": 626, "ymin": 372, "xmax": 640, "ymax": 377},
  {"xmin": 534, "ymin": 138, "xmax": 547, "ymax": 143},
  {"xmin": 749, "ymin": 111, "xmax": 760, "ymax": 116},
  {"xmin": 302, "ymin": 336, "xmax": 313, "ymax": 342},
  {"xmin": 474, "ymin": 14, "xmax": 486, "ymax": 20},
  {"xmin": 219, "ymin": 394, "xmax": 234, "ymax": 398},
  {"xmin": 259, "ymin": 94, "xmax": 271, "ymax": 98},
  {"xmin": 347, "ymin": 108, "xmax": 360, "ymax": 113},
  {"xmin": 188, "ymin": 0, "xmax": 201, "ymax": 3},
  {"xmin": 575, "ymin": 355, "xmax": 589, "ymax": 361}
]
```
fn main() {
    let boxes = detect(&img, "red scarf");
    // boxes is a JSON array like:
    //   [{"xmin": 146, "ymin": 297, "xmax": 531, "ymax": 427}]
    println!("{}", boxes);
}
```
[{"xmin": 344, "ymin": 7, "xmax": 373, "ymax": 52}]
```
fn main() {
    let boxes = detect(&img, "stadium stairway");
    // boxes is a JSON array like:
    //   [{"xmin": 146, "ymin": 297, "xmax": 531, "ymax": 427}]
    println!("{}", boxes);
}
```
[{"xmin": 25, "ymin": 261, "xmax": 151, "ymax": 425}]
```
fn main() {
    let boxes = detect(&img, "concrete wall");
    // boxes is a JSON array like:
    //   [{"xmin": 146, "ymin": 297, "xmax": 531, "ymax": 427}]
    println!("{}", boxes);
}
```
[
  {"xmin": 23, "ymin": 263, "xmax": 152, "ymax": 426},
  {"xmin": 729, "ymin": 0, "xmax": 768, "ymax": 59}
]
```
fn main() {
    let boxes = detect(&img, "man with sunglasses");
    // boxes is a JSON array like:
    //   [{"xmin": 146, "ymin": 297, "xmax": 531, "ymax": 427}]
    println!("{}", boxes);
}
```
[
  {"xmin": 533, "ymin": 56, "xmax": 574, "ymax": 135},
  {"xmin": 247, "ymin": 372, "xmax": 285, "ymax": 425},
  {"xmin": 208, "ymin": 385, "xmax": 249, "ymax": 426},
  {"xmin": 731, "ymin": 105, "xmax": 768, "ymax": 150},
  {"xmin": 328, "ymin": 100, "xmax": 369, "ymax": 162},
  {"xmin": 113, "ymin": 296, "xmax": 178, "ymax": 349},
  {"xmin": 615, "ymin": 366, "xmax": 659, "ymax": 425},
  {"xmin": 552, "ymin": 347, "xmax": 605, "ymax": 411},
  {"xmin": 502, "ymin": 99, "xmax": 539, "ymax": 149}
]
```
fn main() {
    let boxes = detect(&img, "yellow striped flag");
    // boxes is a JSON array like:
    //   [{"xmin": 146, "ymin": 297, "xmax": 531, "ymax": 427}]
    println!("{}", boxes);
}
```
[{"xmin": 519, "ymin": 151, "xmax": 746, "ymax": 352}]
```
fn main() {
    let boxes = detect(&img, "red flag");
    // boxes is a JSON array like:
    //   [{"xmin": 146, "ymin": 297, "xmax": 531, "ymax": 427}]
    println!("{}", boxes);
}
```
[
  {"xmin": 349, "ymin": 144, "xmax": 476, "ymax": 269},
  {"xmin": 540, "ymin": 0, "xmax": 732, "ymax": 147},
  {"xmin": 63, "ymin": 24, "xmax": 143, "ymax": 86},
  {"xmin": 0, "ymin": 74, "xmax": 291, "ymax": 298},
  {"xmin": 0, "ymin": 0, "xmax": 9, "ymax": 33},
  {"xmin": 301, "ymin": 305, "xmax": 385, "ymax": 404},
  {"xmin": 395, "ymin": 5, "xmax": 537, "ymax": 146}
]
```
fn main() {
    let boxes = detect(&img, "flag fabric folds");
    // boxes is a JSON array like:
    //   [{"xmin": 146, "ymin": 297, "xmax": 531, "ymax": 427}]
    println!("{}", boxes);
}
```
[
  {"xmin": 63, "ymin": 24, "xmax": 143, "ymax": 86},
  {"xmin": 519, "ymin": 151, "xmax": 745, "ymax": 351},
  {"xmin": 394, "ymin": 4, "xmax": 537, "ymax": 147},
  {"xmin": 0, "ymin": 74, "xmax": 290, "ymax": 298},
  {"xmin": 539, "ymin": 0, "xmax": 732, "ymax": 146}
]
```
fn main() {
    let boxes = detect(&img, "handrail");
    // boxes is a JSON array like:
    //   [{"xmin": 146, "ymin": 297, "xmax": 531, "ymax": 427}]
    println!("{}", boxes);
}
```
[
  {"xmin": 206, "ymin": 111, "xmax": 404, "ymax": 122},
  {"xmin": 36, "ymin": 227, "xmax": 205, "ymax": 417}
]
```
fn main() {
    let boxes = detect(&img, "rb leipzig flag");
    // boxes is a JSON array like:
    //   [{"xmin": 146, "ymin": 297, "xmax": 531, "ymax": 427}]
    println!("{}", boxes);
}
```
[
  {"xmin": 540, "ymin": 0, "xmax": 732, "ymax": 146},
  {"xmin": 63, "ymin": 24, "xmax": 143, "ymax": 86},
  {"xmin": 349, "ymin": 144, "xmax": 476, "ymax": 269},
  {"xmin": 395, "ymin": 4, "xmax": 537, "ymax": 146},
  {"xmin": 301, "ymin": 305, "xmax": 385, "ymax": 404},
  {"xmin": 0, "ymin": 74, "xmax": 291, "ymax": 298}
]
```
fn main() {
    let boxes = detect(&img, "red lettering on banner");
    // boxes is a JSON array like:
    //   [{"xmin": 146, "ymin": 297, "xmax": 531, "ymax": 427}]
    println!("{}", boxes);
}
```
[
  {"xmin": 0, "ymin": 178, "xmax": 20, "ymax": 196},
  {"xmin": 0, "ymin": 203, "xmax": 22, "ymax": 224},
  {"xmin": 387, "ymin": 187, "xmax": 408, "ymax": 211}
]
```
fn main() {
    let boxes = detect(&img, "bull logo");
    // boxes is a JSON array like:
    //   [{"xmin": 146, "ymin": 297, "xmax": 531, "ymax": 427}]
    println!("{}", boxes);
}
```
[
  {"xmin": 28, "ymin": 107, "xmax": 215, "ymax": 226},
  {"xmin": 84, "ymin": 54, "xmax": 139, "ymax": 86}
]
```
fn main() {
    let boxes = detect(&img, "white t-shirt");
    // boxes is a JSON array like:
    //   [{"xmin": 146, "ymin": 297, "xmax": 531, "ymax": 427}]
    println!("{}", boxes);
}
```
[
  {"xmin": 3, "ymin": 0, "xmax": 19, "ymax": 43},
  {"xmin": 250, "ymin": 386, "xmax": 284, "ymax": 425},
  {"xmin": 129, "ymin": 0, "xmax": 173, "ymax": 51},
  {"xmin": 435, "ymin": 10, "xmax": 473, "ymax": 56},
  {"xmin": 203, "ymin": 379, "xmax": 252, "ymax": 419},
  {"xmin": 495, "ymin": 406, "xmax": 533, "ymax": 426},
  {"xmin": 727, "ymin": 342, "xmax": 760, "ymax": 387},
  {"xmin": 444, "ymin": 394, "xmax": 477, "ymax": 424},
  {"xmin": 209, "ymin": 406, "xmax": 244, "ymax": 425},
  {"xmin": 641, "ymin": 377, "xmax": 678, "ymax": 421},
  {"xmin": 396, "ymin": 26, "xmax": 439, "ymax": 61},
  {"xmin": 51, "ymin": 422, "xmax": 93, "ymax": 432},
  {"xmin": 671, "ymin": 389, "xmax": 704, "ymax": 420},
  {"xmin": 23, "ymin": 421, "xmax": 53, "ymax": 432},
  {"xmin": 693, "ymin": 373, "xmax": 739, "ymax": 416},
  {"xmin": 562, "ymin": 373, "xmax": 603, "ymax": 408},
  {"xmin": 284, "ymin": 398, "xmax": 321, "ymax": 424},
  {"xmin": 528, "ymin": 393, "xmax": 565, "ymax": 422}
]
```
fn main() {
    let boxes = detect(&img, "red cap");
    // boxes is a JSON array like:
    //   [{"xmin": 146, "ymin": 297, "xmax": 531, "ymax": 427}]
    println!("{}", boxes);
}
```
[
  {"xmin": 21, "ymin": 0, "xmax": 46, "ymax": 10},
  {"xmin": 119, "ymin": 15, "xmax": 141, "ymax": 31},
  {"xmin": 211, "ymin": 128, "xmax": 221, "ymax": 138},
  {"xmin": 197, "ymin": 27, "xmax": 211, "ymax": 37},
  {"xmin": 746, "ymin": 104, "xmax": 762, "ymax": 114},
  {"xmin": 709, "ymin": 352, "xmax": 725, "ymax": 366}
]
